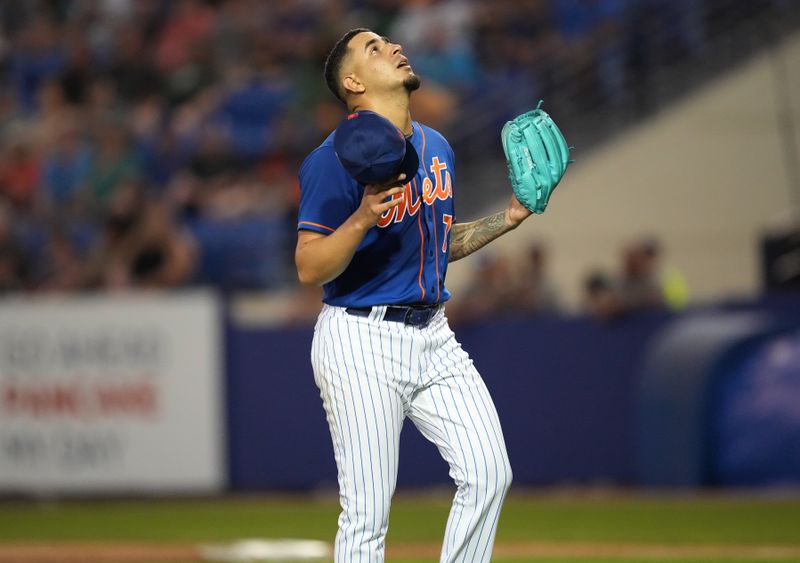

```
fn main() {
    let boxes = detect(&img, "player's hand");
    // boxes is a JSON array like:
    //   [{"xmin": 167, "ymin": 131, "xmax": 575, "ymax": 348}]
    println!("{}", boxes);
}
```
[
  {"xmin": 355, "ymin": 173, "xmax": 407, "ymax": 229},
  {"xmin": 505, "ymin": 193, "xmax": 533, "ymax": 229}
]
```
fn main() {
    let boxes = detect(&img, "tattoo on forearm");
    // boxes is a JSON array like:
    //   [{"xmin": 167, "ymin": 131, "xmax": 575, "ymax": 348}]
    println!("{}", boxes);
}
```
[{"xmin": 448, "ymin": 211, "xmax": 510, "ymax": 262}]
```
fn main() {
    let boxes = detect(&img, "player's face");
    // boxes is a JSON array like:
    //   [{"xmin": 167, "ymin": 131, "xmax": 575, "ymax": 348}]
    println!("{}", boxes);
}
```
[{"xmin": 346, "ymin": 31, "xmax": 420, "ymax": 95}]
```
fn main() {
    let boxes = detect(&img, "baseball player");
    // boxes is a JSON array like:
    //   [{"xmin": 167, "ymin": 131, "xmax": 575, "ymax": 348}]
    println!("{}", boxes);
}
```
[{"xmin": 296, "ymin": 28, "xmax": 549, "ymax": 563}]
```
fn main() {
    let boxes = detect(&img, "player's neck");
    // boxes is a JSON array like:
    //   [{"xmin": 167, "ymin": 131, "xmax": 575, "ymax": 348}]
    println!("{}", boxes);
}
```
[{"xmin": 352, "ymin": 96, "xmax": 413, "ymax": 137}]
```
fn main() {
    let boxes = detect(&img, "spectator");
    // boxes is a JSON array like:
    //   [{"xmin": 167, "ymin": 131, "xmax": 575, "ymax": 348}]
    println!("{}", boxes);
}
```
[
  {"xmin": 617, "ymin": 237, "xmax": 690, "ymax": 312},
  {"xmin": 107, "ymin": 24, "xmax": 162, "ymax": 104},
  {"xmin": 41, "ymin": 120, "xmax": 92, "ymax": 214},
  {"xmin": 474, "ymin": 0, "xmax": 557, "ymax": 109},
  {"xmin": 84, "ymin": 76, "xmax": 124, "ymax": 128},
  {"xmin": 0, "ymin": 139, "xmax": 40, "ymax": 211},
  {"xmin": 131, "ymin": 96, "xmax": 188, "ymax": 189},
  {"xmin": 106, "ymin": 199, "xmax": 198, "ymax": 290},
  {"xmin": 448, "ymin": 253, "xmax": 518, "ymax": 324},
  {"xmin": 618, "ymin": 241, "xmax": 666, "ymax": 311},
  {"xmin": 7, "ymin": 17, "xmax": 67, "ymax": 114},
  {"xmin": 0, "ymin": 201, "xmax": 28, "ymax": 292},
  {"xmin": 82, "ymin": 179, "xmax": 147, "ymax": 288},
  {"xmin": 217, "ymin": 34, "xmax": 294, "ymax": 159},
  {"xmin": 27, "ymin": 78, "xmax": 79, "ymax": 152},
  {"xmin": 212, "ymin": 0, "xmax": 262, "ymax": 68},
  {"xmin": 389, "ymin": 0, "xmax": 480, "ymax": 92},
  {"xmin": 603, "ymin": 238, "xmax": 689, "ymax": 315},
  {"xmin": 583, "ymin": 269, "xmax": 624, "ymax": 321},
  {"xmin": 640, "ymin": 237, "xmax": 690, "ymax": 310},
  {"xmin": 83, "ymin": 181, "xmax": 197, "ymax": 290},
  {"xmin": 163, "ymin": 38, "xmax": 218, "ymax": 107},
  {"xmin": 189, "ymin": 124, "xmax": 239, "ymax": 180},
  {"xmin": 0, "ymin": 0, "xmax": 781, "ymax": 297},
  {"xmin": 154, "ymin": 0, "xmax": 215, "ymax": 73},
  {"xmin": 83, "ymin": 119, "xmax": 140, "ymax": 213},
  {"xmin": 516, "ymin": 243, "xmax": 562, "ymax": 315},
  {"xmin": 33, "ymin": 227, "xmax": 86, "ymax": 293},
  {"xmin": 58, "ymin": 32, "xmax": 95, "ymax": 106},
  {"xmin": 551, "ymin": 0, "xmax": 629, "ymax": 107}
]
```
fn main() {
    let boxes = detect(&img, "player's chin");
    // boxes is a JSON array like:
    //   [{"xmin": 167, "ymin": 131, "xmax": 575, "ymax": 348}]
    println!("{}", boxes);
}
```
[{"xmin": 403, "ymin": 73, "xmax": 421, "ymax": 92}]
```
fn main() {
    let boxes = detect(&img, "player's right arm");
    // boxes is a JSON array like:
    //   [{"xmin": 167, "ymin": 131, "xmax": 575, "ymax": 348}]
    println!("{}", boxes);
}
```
[{"xmin": 296, "ymin": 176, "xmax": 406, "ymax": 286}]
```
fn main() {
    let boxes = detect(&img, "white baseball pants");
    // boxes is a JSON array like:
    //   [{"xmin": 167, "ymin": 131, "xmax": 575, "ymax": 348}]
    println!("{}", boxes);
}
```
[{"xmin": 311, "ymin": 304, "xmax": 512, "ymax": 563}]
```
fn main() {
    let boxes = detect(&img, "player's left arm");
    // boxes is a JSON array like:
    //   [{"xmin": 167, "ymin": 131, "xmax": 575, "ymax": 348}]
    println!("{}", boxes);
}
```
[{"xmin": 448, "ymin": 195, "xmax": 531, "ymax": 262}]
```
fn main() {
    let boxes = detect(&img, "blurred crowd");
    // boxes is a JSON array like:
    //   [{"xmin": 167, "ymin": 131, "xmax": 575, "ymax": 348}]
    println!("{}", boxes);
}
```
[
  {"xmin": 0, "ymin": 0, "xmax": 788, "ymax": 297},
  {"xmin": 447, "ymin": 237, "xmax": 689, "ymax": 324}
]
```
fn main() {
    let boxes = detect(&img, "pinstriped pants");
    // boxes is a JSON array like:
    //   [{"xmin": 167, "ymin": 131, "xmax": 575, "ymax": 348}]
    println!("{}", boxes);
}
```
[{"xmin": 311, "ymin": 304, "xmax": 512, "ymax": 563}]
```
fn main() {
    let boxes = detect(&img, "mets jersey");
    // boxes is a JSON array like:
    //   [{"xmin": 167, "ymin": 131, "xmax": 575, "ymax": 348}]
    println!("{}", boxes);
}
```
[{"xmin": 298, "ymin": 121, "xmax": 455, "ymax": 308}]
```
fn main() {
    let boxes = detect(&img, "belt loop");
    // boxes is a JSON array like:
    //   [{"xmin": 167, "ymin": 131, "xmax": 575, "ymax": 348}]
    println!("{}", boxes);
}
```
[{"xmin": 369, "ymin": 305, "xmax": 386, "ymax": 322}]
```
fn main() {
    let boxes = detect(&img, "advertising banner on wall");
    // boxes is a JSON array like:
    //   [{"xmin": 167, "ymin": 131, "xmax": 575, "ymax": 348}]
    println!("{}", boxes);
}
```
[{"xmin": 0, "ymin": 291, "xmax": 225, "ymax": 494}]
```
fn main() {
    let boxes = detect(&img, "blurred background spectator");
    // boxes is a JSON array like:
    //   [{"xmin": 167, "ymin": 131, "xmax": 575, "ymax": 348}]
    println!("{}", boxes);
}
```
[
  {"xmin": 0, "ymin": 201, "xmax": 28, "ymax": 293},
  {"xmin": 448, "ymin": 253, "xmax": 519, "ymax": 324},
  {"xmin": 448, "ymin": 242, "xmax": 561, "ymax": 324},
  {"xmin": 618, "ymin": 239, "xmax": 667, "ymax": 311},
  {"xmin": 516, "ymin": 242, "xmax": 562, "ymax": 314},
  {"xmin": 583, "ymin": 269, "xmax": 624, "ymax": 321},
  {"xmin": 0, "ymin": 0, "xmax": 794, "ymax": 315}
]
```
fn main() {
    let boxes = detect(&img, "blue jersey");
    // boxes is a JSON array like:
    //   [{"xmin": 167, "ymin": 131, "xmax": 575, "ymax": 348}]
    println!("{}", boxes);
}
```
[{"xmin": 298, "ymin": 121, "xmax": 455, "ymax": 308}]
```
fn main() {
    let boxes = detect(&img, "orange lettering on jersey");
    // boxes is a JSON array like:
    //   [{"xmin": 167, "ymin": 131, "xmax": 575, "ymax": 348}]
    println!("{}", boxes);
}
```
[
  {"xmin": 421, "ymin": 177, "xmax": 433, "ymax": 204},
  {"xmin": 406, "ymin": 178, "xmax": 422, "ymax": 215},
  {"xmin": 377, "ymin": 189, "xmax": 401, "ymax": 227},
  {"xmin": 430, "ymin": 157, "xmax": 447, "ymax": 194},
  {"xmin": 377, "ymin": 180, "xmax": 418, "ymax": 227},
  {"xmin": 392, "ymin": 191, "xmax": 407, "ymax": 223},
  {"xmin": 377, "ymin": 204, "xmax": 394, "ymax": 228},
  {"xmin": 421, "ymin": 160, "xmax": 452, "ymax": 207},
  {"xmin": 441, "ymin": 213, "xmax": 453, "ymax": 253},
  {"xmin": 377, "ymin": 158, "xmax": 451, "ymax": 229},
  {"xmin": 432, "ymin": 170, "xmax": 452, "ymax": 203}
]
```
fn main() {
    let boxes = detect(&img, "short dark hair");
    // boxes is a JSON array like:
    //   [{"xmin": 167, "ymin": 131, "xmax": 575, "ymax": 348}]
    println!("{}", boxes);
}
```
[{"xmin": 324, "ymin": 28, "xmax": 370, "ymax": 104}]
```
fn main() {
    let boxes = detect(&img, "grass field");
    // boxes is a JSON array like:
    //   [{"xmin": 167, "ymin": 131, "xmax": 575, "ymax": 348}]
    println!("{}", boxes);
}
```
[{"xmin": 1, "ymin": 490, "xmax": 799, "ymax": 562}]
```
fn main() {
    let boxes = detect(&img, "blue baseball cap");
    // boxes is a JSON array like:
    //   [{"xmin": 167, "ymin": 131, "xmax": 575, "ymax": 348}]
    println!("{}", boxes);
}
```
[{"xmin": 333, "ymin": 110, "xmax": 419, "ymax": 185}]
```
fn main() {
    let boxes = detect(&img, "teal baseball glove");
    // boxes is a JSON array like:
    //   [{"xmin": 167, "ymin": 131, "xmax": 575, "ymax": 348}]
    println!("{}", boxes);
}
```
[{"xmin": 501, "ymin": 101, "xmax": 571, "ymax": 214}]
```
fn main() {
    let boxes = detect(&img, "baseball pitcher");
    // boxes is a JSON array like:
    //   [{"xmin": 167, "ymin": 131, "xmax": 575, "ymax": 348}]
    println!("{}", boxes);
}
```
[{"xmin": 296, "ymin": 28, "xmax": 570, "ymax": 563}]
